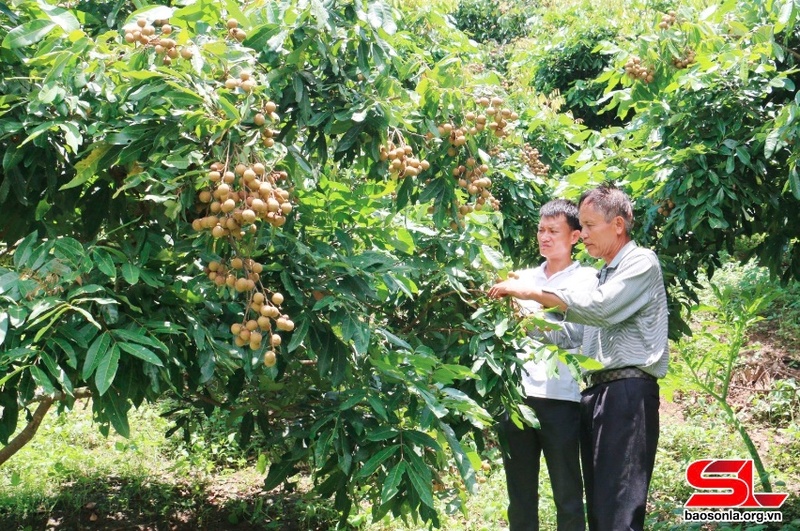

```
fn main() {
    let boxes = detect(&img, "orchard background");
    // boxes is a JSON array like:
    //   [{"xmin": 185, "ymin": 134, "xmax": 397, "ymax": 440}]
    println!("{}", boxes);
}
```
[{"xmin": 0, "ymin": 0, "xmax": 799, "ymax": 529}]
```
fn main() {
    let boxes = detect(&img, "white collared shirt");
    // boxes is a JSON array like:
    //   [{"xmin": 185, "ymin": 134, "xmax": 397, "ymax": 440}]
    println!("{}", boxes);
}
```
[{"xmin": 515, "ymin": 261, "xmax": 599, "ymax": 401}]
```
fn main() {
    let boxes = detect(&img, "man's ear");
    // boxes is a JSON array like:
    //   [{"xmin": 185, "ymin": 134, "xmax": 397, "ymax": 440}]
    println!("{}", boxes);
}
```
[
  {"xmin": 570, "ymin": 229, "xmax": 581, "ymax": 245},
  {"xmin": 613, "ymin": 216, "xmax": 626, "ymax": 235}
]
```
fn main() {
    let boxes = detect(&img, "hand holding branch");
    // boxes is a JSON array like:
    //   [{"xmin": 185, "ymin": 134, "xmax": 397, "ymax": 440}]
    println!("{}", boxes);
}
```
[{"xmin": 487, "ymin": 277, "xmax": 568, "ymax": 312}]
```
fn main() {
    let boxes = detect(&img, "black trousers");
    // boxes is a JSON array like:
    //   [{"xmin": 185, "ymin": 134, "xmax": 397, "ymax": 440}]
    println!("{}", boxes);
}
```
[
  {"xmin": 500, "ymin": 397, "xmax": 585, "ymax": 531},
  {"xmin": 580, "ymin": 378, "xmax": 660, "ymax": 531}
]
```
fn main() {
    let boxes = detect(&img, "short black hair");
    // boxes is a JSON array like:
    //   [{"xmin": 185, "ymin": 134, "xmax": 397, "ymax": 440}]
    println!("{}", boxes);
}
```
[{"xmin": 540, "ymin": 198, "xmax": 581, "ymax": 231}]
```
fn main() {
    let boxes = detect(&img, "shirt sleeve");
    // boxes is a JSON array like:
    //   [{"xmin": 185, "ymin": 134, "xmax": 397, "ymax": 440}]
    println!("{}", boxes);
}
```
[
  {"xmin": 545, "ymin": 252, "xmax": 658, "ymax": 327},
  {"xmin": 536, "ymin": 267, "xmax": 599, "ymax": 348}
]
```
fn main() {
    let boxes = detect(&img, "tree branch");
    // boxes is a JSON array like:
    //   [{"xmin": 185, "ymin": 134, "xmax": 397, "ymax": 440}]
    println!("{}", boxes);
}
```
[
  {"xmin": 0, "ymin": 388, "xmax": 94, "ymax": 467},
  {"xmin": 0, "ymin": 398, "xmax": 53, "ymax": 467}
]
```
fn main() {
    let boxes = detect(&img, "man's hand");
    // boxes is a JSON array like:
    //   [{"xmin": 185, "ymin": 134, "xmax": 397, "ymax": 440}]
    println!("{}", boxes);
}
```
[
  {"xmin": 487, "ymin": 277, "xmax": 567, "ymax": 312},
  {"xmin": 487, "ymin": 278, "xmax": 527, "ymax": 299}
]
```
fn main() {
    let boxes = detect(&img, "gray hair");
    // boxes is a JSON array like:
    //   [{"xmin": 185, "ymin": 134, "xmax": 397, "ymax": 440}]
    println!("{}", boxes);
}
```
[{"xmin": 578, "ymin": 183, "xmax": 633, "ymax": 235}]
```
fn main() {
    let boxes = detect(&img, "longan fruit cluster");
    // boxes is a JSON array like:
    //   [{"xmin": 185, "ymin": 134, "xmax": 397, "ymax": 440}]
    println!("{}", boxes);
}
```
[
  {"xmin": 658, "ymin": 10, "xmax": 678, "ymax": 30},
  {"xmin": 192, "ymin": 160, "xmax": 293, "ymax": 238},
  {"xmin": 123, "ymin": 18, "xmax": 192, "ymax": 64},
  {"xmin": 202, "ymin": 249, "xmax": 295, "ymax": 361},
  {"xmin": 230, "ymin": 288, "xmax": 294, "ymax": 365},
  {"xmin": 224, "ymin": 70, "xmax": 262, "ymax": 94},
  {"xmin": 474, "ymin": 96, "xmax": 518, "ymax": 139},
  {"xmin": 624, "ymin": 56, "xmax": 655, "ymax": 83},
  {"xmin": 521, "ymin": 144, "xmax": 550, "ymax": 177},
  {"xmin": 431, "ymin": 96, "xmax": 520, "ymax": 220},
  {"xmin": 435, "ymin": 96, "xmax": 518, "ymax": 155},
  {"xmin": 453, "ymin": 156, "xmax": 500, "ymax": 214},
  {"xmin": 203, "ymin": 255, "xmax": 294, "ymax": 355},
  {"xmin": 379, "ymin": 141, "xmax": 430, "ymax": 178},
  {"xmin": 226, "ymin": 18, "xmax": 247, "ymax": 42},
  {"xmin": 657, "ymin": 198, "xmax": 675, "ymax": 216},
  {"xmin": 672, "ymin": 47, "xmax": 696, "ymax": 69},
  {"xmin": 205, "ymin": 258, "xmax": 262, "ymax": 297}
]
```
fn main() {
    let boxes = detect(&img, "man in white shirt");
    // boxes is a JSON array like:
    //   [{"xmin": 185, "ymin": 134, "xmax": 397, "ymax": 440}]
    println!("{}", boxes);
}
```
[{"xmin": 499, "ymin": 199, "xmax": 598, "ymax": 531}]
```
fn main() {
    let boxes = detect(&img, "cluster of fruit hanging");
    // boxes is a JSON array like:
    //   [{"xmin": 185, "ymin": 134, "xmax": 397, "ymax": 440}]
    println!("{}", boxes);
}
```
[
  {"xmin": 184, "ymin": 14, "xmax": 294, "ymax": 368},
  {"xmin": 193, "ymin": 151, "xmax": 295, "ymax": 368},
  {"xmin": 440, "ymin": 96, "xmax": 518, "ymax": 222},
  {"xmin": 195, "ymin": 139, "xmax": 296, "ymax": 364},
  {"xmin": 123, "ymin": 17, "xmax": 193, "ymax": 64},
  {"xmin": 624, "ymin": 10, "xmax": 699, "ymax": 85},
  {"xmin": 380, "ymin": 95, "xmax": 521, "ymax": 227}
]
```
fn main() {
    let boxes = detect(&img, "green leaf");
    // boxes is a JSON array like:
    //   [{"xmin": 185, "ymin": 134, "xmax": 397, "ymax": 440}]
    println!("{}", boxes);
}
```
[
  {"xmin": 83, "ymin": 332, "xmax": 111, "ymax": 379},
  {"xmin": 264, "ymin": 458, "xmax": 298, "ymax": 491},
  {"xmin": 2, "ymin": 20, "xmax": 57, "ymax": 49},
  {"xmin": 381, "ymin": 461, "xmax": 406, "ymax": 503},
  {"xmin": 0, "ymin": 347, "xmax": 36, "ymax": 364},
  {"xmin": 0, "ymin": 365, "xmax": 30, "ymax": 387},
  {"xmin": 789, "ymin": 166, "xmax": 800, "ymax": 200},
  {"xmin": 6, "ymin": 306, "xmax": 27, "ymax": 328},
  {"xmin": 0, "ymin": 272, "xmax": 19, "ymax": 297},
  {"xmin": 367, "ymin": 2, "xmax": 397, "ymax": 34},
  {"xmin": 366, "ymin": 393, "xmax": 389, "ymax": 422},
  {"xmin": 335, "ymin": 121, "xmax": 366, "ymax": 153},
  {"xmin": 121, "ymin": 263, "xmax": 140, "ymax": 285},
  {"xmin": 103, "ymin": 389, "xmax": 130, "ymax": 438},
  {"xmin": 54, "ymin": 238, "xmax": 87, "ymax": 270},
  {"xmin": 39, "ymin": 3, "xmax": 80, "ymax": 32},
  {"xmin": 494, "ymin": 317, "xmax": 509, "ymax": 337},
  {"xmin": 364, "ymin": 425, "xmax": 399, "ymax": 442},
  {"xmin": 127, "ymin": 5, "xmax": 175, "ymax": 25},
  {"xmin": 256, "ymin": 454, "xmax": 268, "ymax": 475},
  {"xmin": 405, "ymin": 459, "xmax": 435, "ymax": 509},
  {"xmin": 353, "ymin": 444, "xmax": 399, "ymax": 480},
  {"xmin": 0, "ymin": 312, "xmax": 8, "ymax": 347},
  {"xmin": 764, "ymin": 128, "xmax": 780, "ymax": 159},
  {"xmin": 38, "ymin": 350, "xmax": 61, "ymax": 383},
  {"xmin": 29, "ymin": 365, "xmax": 55, "ymax": 395},
  {"xmin": 481, "ymin": 245, "xmax": 507, "ymax": 269},
  {"xmin": 53, "ymin": 337, "xmax": 78, "ymax": 369},
  {"xmin": 111, "ymin": 328, "xmax": 168, "ymax": 352},
  {"xmin": 339, "ymin": 312, "xmax": 370, "ymax": 355},
  {"xmin": 287, "ymin": 315, "xmax": 309, "ymax": 352},
  {"xmin": 439, "ymin": 421, "xmax": 478, "ymax": 493},
  {"xmin": 12, "ymin": 232, "xmax": 39, "ymax": 269},
  {"xmin": 310, "ymin": 0, "xmax": 330, "ymax": 29},
  {"xmin": 118, "ymin": 342, "xmax": 163, "ymax": 366},
  {"xmin": 61, "ymin": 144, "xmax": 112, "ymax": 191},
  {"xmin": 95, "ymin": 343, "xmax": 120, "ymax": 396}
]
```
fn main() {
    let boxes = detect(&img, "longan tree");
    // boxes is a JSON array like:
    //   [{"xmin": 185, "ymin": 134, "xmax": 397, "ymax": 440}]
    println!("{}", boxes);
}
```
[{"xmin": 0, "ymin": 0, "xmax": 557, "ymax": 525}]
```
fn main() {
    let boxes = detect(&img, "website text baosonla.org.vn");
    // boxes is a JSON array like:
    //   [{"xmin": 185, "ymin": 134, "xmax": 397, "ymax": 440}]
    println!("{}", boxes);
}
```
[{"xmin": 683, "ymin": 509, "xmax": 783, "ymax": 524}]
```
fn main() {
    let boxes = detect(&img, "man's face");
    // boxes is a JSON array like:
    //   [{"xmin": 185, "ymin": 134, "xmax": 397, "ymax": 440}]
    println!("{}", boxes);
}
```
[
  {"xmin": 578, "ymin": 201, "xmax": 621, "ymax": 261},
  {"xmin": 537, "ymin": 214, "xmax": 580, "ymax": 261}
]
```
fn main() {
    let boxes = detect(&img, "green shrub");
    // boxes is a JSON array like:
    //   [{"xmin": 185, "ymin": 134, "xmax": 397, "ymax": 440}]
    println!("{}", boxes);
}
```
[
  {"xmin": 529, "ymin": 25, "xmax": 619, "ymax": 129},
  {"xmin": 451, "ymin": 0, "xmax": 536, "ymax": 44},
  {"xmin": 751, "ymin": 379, "xmax": 800, "ymax": 427}
]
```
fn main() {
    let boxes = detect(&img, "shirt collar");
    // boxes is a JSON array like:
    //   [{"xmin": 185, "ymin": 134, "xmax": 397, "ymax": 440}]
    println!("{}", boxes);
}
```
[
  {"xmin": 544, "ymin": 260, "xmax": 581, "ymax": 280},
  {"xmin": 597, "ymin": 241, "xmax": 637, "ymax": 283},
  {"xmin": 606, "ymin": 240, "xmax": 637, "ymax": 269}
]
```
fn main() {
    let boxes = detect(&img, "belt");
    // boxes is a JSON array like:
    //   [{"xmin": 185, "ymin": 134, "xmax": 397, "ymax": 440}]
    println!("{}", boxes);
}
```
[{"xmin": 584, "ymin": 366, "xmax": 656, "ymax": 388}]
